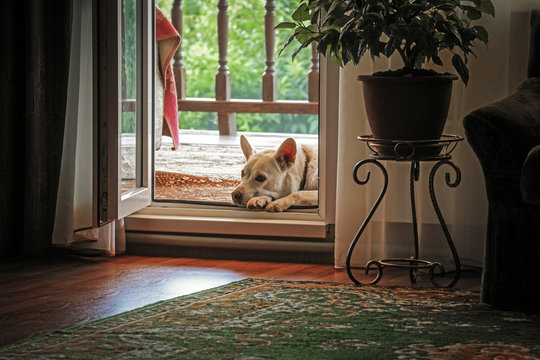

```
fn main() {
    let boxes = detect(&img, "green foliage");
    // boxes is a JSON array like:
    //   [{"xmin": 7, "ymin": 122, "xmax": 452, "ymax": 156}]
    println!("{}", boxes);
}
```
[
  {"xmin": 157, "ymin": 0, "xmax": 318, "ymax": 134},
  {"xmin": 122, "ymin": 0, "xmax": 138, "ymax": 133},
  {"xmin": 278, "ymin": 0, "xmax": 495, "ymax": 85}
]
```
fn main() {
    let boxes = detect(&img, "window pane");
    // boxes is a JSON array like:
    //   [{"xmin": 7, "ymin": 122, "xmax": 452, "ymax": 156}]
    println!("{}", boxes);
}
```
[{"xmin": 121, "ymin": 0, "xmax": 139, "ymax": 193}]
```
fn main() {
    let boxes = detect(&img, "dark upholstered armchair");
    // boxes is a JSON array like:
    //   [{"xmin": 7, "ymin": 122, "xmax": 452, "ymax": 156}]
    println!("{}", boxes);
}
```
[
  {"xmin": 463, "ymin": 11, "xmax": 540, "ymax": 312},
  {"xmin": 463, "ymin": 78, "xmax": 540, "ymax": 312}
]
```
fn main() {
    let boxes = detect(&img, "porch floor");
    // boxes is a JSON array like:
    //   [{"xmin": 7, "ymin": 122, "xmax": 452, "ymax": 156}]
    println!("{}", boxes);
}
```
[{"xmin": 153, "ymin": 130, "xmax": 318, "ymax": 203}]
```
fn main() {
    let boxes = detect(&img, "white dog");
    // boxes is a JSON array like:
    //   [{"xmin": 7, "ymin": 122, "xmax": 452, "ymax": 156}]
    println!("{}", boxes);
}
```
[{"xmin": 231, "ymin": 135, "xmax": 318, "ymax": 212}]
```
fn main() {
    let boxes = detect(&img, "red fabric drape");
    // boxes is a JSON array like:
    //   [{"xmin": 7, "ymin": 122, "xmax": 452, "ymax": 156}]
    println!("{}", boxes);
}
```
[{"xmin": 156, "ymin": 7, "xmax": 181, "ymax": 150}]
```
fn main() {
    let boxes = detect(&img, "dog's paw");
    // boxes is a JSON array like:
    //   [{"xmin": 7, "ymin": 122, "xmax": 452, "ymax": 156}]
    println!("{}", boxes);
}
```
[
  {"xmin": 265, "ymin": 199, "xmax": 291, "ymax": 212},
  {"xmin": 247, "ymin": 196, "xmax": 273, "ymax": 210}
]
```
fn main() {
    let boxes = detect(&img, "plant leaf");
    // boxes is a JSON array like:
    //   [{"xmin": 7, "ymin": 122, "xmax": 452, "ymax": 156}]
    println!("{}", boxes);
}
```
[
  {"xmin": 466, "ymin": 8, "xmax": 481, "ymax": 20},
  {"xmin": 291, "ymin": 39, "xmax": 314, "ymax": 60},
  {"xmin": 295, "ymin": 26, "xmax": 317, "ymax": 43},
  {"xmin": 291, "ymin": 3, "xmax": 311, "ymax": 22},
  {"xmin": 446, "ymin": 23, "xmax": 463, "ymax": 46},
  {"xmin": 339, "ymin": 17, "xmax": 357, "ymax": 40},
  {"xmin": 452, "ymin": 53, "xmax": 469, "ymax": 85},
  {"xmin": 310, "ymin": 8, "xmax": 320, "ymax": 25},
  {"xmin": 274, "ymin": 22, "xmax": 297, "ymax": 30},
  {"xmin": 472, "ymin": 25, "xmax": 489, "ymax": 43},
  {"xmin": 278, "ymin": 31, "xmax": 299, "ymax": 57},
  {"xmin": 317, "ymin": 36, "xmax": 330, "ymax": 55},
  {"xmin": 363, "ymin": 12, "xmax": 385, "ymax": 22},
  {"xmin": 432, "ymin": 54, "xmax": 443, "ymax": 66},
  {"xmin": 478, "ymin": 0, "xmax": 495, "ymax": 16},
  {"xmin": 327, "ymin": 0, "xmax": 344, "ymax": 19}
]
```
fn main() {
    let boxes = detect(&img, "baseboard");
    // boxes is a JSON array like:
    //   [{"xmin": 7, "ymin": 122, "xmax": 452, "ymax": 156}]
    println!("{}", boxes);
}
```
[{"xmin": 125, "ymin": 232, "xmax": 334, "ymax": 264}]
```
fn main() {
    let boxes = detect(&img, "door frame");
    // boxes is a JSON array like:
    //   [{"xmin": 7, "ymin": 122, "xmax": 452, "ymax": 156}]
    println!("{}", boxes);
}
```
[
  {"xmin": 124, "ymin": 57, "xmax": 339, "ymax": 242},
  {"xmin": 95, "ymin": 0, "xmax": 154, "ymax": 226}
]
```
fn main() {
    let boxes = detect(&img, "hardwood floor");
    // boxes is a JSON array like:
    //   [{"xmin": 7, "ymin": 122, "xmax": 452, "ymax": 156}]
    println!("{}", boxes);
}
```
[{"xmin": 0, "ymin": 255, "xmax": 481, "ymax": 347}]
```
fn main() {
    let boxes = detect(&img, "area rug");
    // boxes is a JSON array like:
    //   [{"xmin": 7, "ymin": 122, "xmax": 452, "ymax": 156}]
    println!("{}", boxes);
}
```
[
  {"xmin": 1, "ymin": 279, "xmax": 539, "ymax": 359},
  {"xmin": 154, "ymin": 171, "xmax": 239, "ymax": 203}
]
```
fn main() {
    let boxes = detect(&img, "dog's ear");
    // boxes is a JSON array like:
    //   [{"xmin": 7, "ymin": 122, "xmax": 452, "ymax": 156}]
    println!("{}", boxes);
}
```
[
  {"xmin": 240, "ymin": 135, "xmax": 254, "ymax": 160},
  {"xmin": 275, "ymin": 138, "xmax": 297, "ymax": 169}
]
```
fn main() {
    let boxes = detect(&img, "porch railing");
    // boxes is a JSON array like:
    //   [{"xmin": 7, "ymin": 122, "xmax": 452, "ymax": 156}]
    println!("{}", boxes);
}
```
[{"xmin": 171, "ymin": 0, "xmax": 319, "ymax": 135}]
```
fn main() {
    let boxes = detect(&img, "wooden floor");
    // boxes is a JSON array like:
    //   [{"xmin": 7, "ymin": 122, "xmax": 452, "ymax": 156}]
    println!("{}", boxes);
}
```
[{"xmin": 0, "ymin": 255, "xmax": 481, "ymax": 347}]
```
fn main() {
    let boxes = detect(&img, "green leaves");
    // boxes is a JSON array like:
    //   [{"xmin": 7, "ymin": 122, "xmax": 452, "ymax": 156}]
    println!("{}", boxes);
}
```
[
  {"xmin": 291, "ymin": 3, "xmax": 311, "ymax": 21},
  {"xmin": 157, "ymin": 0, "xmax": 319, "ymax": 134},
  {"xmin": 452, "ymin": 53, "xmax": 469, "ymax": 85},
  {"xmin": 466, "ymin": 8, "xmax": 482, "ymax": 20},
  {"xmin": 472, "ymin": 25, "xmax": 489, "ymax": 43},
  {"xmin": 478, "ymin": 0, "xmax": 495, "ymax": 16},
  {"xmin": 276, "ymin": 0, "xmax": 495, "ymax": 85},
  {"xmin": 274, "ymin": 22, "xmax": 297, "ymax": 30}
]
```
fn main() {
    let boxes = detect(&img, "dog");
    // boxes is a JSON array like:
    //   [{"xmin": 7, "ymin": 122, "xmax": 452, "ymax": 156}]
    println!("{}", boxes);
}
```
[{"xmin": 231, "ymin": 135, "xmax": 318, "ymax": 212}]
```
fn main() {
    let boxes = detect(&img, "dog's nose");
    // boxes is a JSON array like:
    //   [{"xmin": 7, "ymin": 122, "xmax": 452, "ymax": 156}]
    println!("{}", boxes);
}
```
[{"xmin": 232, "ymin": 190, "xmax": 242, "ymax": 202}]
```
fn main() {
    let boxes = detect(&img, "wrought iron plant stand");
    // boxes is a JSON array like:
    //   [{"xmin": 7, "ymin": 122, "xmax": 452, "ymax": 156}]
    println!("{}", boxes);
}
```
[{"xmin": 346, "ymin": 135, "xmax": 464, "ymax": 288}]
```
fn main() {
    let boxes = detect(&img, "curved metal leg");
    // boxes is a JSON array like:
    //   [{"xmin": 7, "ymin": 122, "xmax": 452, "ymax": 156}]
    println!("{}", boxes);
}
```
[
  {"xmin": 409, "ymin": 161, "xmax": 420, "ymax": 283},
  {"xmin": 428, "ymin": 160, "xmax": 461, "ymax": 288},
  {"xmin": 346, "ymin": 159, "xmax": 388, "ymax": 285}
]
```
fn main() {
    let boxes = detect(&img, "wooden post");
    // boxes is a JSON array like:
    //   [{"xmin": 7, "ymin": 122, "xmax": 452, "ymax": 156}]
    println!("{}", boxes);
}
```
[
  {"xmin": 262, "ymin": 0, "xmax": 277, "ymax": 102},
  {"xmin": 216, "ymin": 0, "xmax": 236, "ymax": 135},
  {"xmin": 308, "ymin": 42, "xmax": 319, "ymax": 102},
  {"xmin": 172, "ymin": 0, "xmax": 186, "ymax": 99}
]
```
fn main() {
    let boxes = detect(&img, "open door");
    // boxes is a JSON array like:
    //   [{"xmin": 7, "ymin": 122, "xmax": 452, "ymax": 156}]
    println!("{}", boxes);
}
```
[
  {"xmin": 52, "ymin": 0, "xmax": 153, "ymax": 254},
  {"xmin": 95, "ymin": 0, "xmax": 153, "ymax": 225}
]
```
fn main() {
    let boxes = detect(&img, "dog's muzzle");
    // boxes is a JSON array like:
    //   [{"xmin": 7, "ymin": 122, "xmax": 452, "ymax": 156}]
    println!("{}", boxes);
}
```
[{"xmin": 231, "ymin": 189, "xmax": 243, "ymax": 205}]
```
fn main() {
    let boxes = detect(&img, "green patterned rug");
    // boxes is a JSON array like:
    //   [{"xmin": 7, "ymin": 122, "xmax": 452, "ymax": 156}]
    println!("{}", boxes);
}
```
[{"xmin": 1, "ymin": 279, "xmax": 539, "ymax": 359}]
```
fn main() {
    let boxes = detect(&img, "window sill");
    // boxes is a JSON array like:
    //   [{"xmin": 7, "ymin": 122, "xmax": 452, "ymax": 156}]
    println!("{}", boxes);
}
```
[{"xmin": 125, "ymin": 204, "xmax": 327, "ymax": 239}]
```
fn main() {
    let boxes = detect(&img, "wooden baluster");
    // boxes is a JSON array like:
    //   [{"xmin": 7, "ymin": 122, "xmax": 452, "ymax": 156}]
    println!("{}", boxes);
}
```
[
  {"xmin": 215, "ymin": 0, "xmax": 236, "ymax": 135},
  {"xmin": 308, "ymin": 42, "xmax": 319, "ymax": 102},
  {"xmin": 262, "ymin": 0, "xmax": 277, "ymax": 102},
  {"xmin": 172, "ymin": 0, "xmax": 186, "ymax": 99}
]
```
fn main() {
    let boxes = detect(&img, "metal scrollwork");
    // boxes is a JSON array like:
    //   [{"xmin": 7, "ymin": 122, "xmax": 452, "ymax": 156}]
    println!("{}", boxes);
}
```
[
  {"xmin": 348, "ymin": 136, "xmax": 464, "ymax": 288},
  {"xmin": 347, "ymin": 160, "xmax": 388, "ymax": 285},
  {"xmin": 429, "ymin": 160, "xmax": 461, "ymax": 288},
  {"xmin": 409, "ymin": 161, "xmax": 420, "ymax": 283}
]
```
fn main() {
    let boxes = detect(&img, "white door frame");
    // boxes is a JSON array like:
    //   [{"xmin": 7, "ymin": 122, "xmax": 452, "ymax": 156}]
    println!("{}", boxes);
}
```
[
  {"xmin": 124, "ymin": 56, "xmax": 340, "ymax": 244},
  {"xmin": 96, "ymin": 0, "xmax": 153, "ymax": 225}
]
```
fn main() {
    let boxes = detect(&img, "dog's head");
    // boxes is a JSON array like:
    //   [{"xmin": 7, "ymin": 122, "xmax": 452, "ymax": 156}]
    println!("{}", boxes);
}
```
[{"xmin": 231, "ymin": 135, "xmax": 298, "ymax": 206}]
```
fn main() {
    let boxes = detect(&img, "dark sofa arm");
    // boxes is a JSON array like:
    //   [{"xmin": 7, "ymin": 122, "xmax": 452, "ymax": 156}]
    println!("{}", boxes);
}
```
[
  {"xmin": 521, "ymin": 144, "xmax": 540, "ymax": 206},
  {"xmin": 464, "ymin": 113, "xmax": 524, "ymax": 204},
  {"xmin": 463, "ymin": 78, "xmax": 540, "ymax": 204}
]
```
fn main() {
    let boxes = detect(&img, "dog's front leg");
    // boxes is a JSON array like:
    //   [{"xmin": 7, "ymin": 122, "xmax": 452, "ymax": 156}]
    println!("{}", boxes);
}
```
[
  {"xmin": 265, "ymin": 190, "xmax": 318, "ymax": 212},
  {"xmin": 246, "ymin": 196, "xmax": 273, "ymax": 210}
]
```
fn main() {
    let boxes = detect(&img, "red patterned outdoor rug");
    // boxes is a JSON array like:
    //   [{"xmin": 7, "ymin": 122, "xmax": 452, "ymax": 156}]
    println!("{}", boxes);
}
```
[
  {"xmin": 154, "ymin": 171, "xmax": 239, "ymax": 203},
  {"xmin": 1, "ymin": 279, "xmax": 539, "ymax": 359}
]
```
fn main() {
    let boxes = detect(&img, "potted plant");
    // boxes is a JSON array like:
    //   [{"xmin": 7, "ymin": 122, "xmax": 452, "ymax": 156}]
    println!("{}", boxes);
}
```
[{"xmin": 277, "ymin": 0, "xmax": 495, "ymax": 151}]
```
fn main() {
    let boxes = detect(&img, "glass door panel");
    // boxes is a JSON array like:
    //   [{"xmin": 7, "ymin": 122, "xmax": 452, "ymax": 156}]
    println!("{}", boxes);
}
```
[
  {"xmin": 95, "ymin": 0, "xmax": 152, "ymax": 224},
  {"xmin": 121, "ymin": 0, "xmax": 140, "ymax": 194},
  {"xmin": 117, "ymin": 0, "xmax": 153, "ymax": 219}
]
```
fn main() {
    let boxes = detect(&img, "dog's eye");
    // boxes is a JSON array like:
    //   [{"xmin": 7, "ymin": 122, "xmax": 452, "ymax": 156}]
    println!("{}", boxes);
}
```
[
  {"xmin": 241, "ymin": 170, "xmax": 245, "ymax": 178},
  {"xmin": 255, "ymin": 175, "xmax": 266, "ymax": 182}
]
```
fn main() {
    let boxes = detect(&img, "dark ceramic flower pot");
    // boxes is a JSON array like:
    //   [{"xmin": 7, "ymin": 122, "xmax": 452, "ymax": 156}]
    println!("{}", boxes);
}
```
[{"xmin": 357, "ymin": 74, "xmax": 458, "ymax": 157}]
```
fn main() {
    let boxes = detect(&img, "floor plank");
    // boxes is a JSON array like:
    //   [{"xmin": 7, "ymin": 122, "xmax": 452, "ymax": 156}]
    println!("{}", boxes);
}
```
[{"xmin": 0, "ymin": 255, "xmax": 481, "ymax": 347}]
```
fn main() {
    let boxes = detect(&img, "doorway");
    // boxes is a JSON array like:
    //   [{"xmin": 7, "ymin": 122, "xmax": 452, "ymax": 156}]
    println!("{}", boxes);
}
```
[
  {"xmin": 122, "ymin": 0, "xmax": 339, "ymax": 255},
  {"xmin": 152, "ymin": 0, "xmax": 319, "ymax": 205}
]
